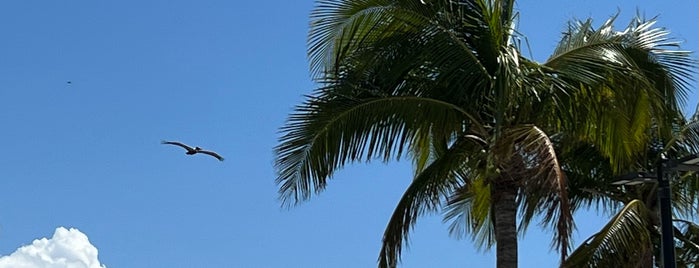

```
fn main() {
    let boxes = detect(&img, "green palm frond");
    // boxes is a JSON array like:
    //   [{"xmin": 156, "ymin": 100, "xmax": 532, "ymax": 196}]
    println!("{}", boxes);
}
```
[
  {"xmin": 309, "ymin": 0, "xmax": 421, "ymax": 76},
  {"xmin": 542, "ymin": 14, "xmax": 694, "ymax": 172},
  {"xmin": 409, "ymin": 128, "xmax": 477, "ymax": 177},
  {"xmin": 622, "ymin": 16, "xmax": 696, "ymax": 109},
  {"xmin": 275, "ymin": 92, "xmax": 476, "ymax": 205},
  {"xmin": 378, "ymin": 135, "xmax": 483, "ymax": 268},
  {"xmin": 563, "ymin": 200, "xmax": 653, "ymax": 268},
  {"xmin": 547, "ymin": 16, "xmax": 631, "ymax": 84},
  {"xmin": 308, "ymin": 0, "xmax": 492, "ymax": 78},
  {"xmin": 443, "ymin": 176, "xmax": 495, "ymax": 250},
  {"xmin": 554, "ymin": 137, "xmax": 619, "ymax": 204}
]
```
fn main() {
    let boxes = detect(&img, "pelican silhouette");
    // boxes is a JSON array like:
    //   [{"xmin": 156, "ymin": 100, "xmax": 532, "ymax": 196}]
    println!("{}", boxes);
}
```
[{"xmin": 161, "ymin": 141, "xmax": 224, "ymax": 161}]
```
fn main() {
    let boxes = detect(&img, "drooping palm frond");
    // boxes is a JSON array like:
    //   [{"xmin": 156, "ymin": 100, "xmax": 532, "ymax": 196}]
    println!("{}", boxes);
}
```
[
  {"xmin": 275, "ymin": 91, "xmax": 476, "ymax": 206},
  {"xmin": 621, "ymin": 15, "xmax": 696, "ymax": 108},
  {"xmin": 443, "ymin": 176, "xmax": 495, "ymax": 250},
  {"xmin": 563, "ymin": 200, "xmax": 653, "ymax": 268},
  {"xmin": 499, "ymin": 125, "xmax": 573, "ymax": 260},
  {"xmin": 443, "ymin": 125, "xmax": 576, "ymax": 261},
  {"xmin": 378, "ymin": 135, "xmax": 484, "ymax": 268},
  {"xmin": 554, "ymin": 137, "xmax": 623, "ymax": 213}
]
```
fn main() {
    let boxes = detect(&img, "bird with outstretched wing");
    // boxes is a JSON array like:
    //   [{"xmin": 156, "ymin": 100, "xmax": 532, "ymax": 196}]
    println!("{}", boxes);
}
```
[{"xmin": 161, "ymin": 141, "xmax": 224, "ymax": 161}]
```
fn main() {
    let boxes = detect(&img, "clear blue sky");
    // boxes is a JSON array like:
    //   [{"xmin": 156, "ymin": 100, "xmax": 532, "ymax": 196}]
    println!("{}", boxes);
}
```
[{"xmin": 0, "ymin": 1, "xmax": 696, "ymax": 267}]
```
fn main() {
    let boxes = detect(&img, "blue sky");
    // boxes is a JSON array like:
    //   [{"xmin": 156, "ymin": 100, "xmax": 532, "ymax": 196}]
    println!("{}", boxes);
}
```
[{"xmin": 0, "ymin": 1, "xmax": 696, "ymax": 267}]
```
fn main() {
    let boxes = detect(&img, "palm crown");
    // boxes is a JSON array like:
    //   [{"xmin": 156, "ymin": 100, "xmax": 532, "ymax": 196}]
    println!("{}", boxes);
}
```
[{"xmin": 275, "ymin": 1, "xmax": 694, "ymax": 267}]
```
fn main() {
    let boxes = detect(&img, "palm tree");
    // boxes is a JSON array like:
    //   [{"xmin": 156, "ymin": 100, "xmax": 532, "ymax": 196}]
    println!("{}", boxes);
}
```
[{"xmin": 274, "ymin": 1, "xmax": 693, "ymax": 267}]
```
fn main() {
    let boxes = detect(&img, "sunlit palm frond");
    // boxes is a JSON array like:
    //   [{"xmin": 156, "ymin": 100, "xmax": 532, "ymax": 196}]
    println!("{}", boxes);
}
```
[
  {"xmin": 547, "ymin": 16, "xmax": 632, "ymax": 84},
  {"xmin": 546, "ymin": 14, "xmax": 694, "ymax": 86},
  {"xmin": 563, "ymin": 200, "xmax": 653, "ymax": 268},
  {"xmin": 621, "ymin": 16, "xmax": 696, "ymax": 109},
  {"xmin": 577, "ymin": 86, "xmax": 655, "ymax": 172},
  {"xmin": 378, "ymin": 135, "xmax": 482, "ymax": 268},
  {"xmin": 542, "ymin": 14, "xmax": 693, "ymax": 172},
  {"xmin": 409, "ymin": 127, "xmax": 461, "ymax": 177}
]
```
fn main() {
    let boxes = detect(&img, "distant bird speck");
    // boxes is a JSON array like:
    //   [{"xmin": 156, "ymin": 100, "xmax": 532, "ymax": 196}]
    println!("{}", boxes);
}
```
[
  {"xmin": 161, "ymin": 140, "xmax": 224, "ymax": 161},
  {"xmin": 66, "ymin": 81, "xmax": 72, "ymax": 85}
]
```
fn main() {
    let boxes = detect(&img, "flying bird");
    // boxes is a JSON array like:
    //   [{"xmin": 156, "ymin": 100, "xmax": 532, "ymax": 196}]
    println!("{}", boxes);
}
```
[{"xmin": 161, "ymin": 141, "xmax": 224, "ymax": 161}]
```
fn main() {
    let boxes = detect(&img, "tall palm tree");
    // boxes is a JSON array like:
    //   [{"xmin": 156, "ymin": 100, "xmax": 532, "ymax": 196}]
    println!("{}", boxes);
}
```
[{"xmin": 274, "ymin": 1, "xmax": 693, "ymax": 267}]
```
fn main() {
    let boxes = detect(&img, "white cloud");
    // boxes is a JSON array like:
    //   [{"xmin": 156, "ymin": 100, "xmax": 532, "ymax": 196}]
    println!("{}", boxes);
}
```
[{"xmin": 0, "ymin": 227, "xmax": 106, "ymax": 268}]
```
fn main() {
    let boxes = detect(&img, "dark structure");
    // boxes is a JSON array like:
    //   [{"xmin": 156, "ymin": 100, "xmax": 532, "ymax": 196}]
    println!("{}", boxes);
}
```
[{"xmin": 614, "ymin": 155, "xmax": 699, "ymax": 268}]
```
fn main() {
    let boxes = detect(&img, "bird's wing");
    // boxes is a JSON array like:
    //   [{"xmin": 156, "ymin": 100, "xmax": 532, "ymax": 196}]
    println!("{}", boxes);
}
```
[
  {"xmin": 161, "ymin": 141, "xmax": 194, "ymax": 151},
  {"xmin": 198, "ymin": 150, "xmax": 224, "ymax": 161}
]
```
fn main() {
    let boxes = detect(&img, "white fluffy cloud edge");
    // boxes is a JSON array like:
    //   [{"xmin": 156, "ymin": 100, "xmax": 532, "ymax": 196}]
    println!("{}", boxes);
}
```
[{"xmin": 0, "ymin": 227, "xmax": 107, "ymax": 268}]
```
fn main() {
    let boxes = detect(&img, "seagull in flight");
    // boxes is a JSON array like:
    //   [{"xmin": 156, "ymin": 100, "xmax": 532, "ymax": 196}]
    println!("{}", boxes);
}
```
[{"xmin": 161, "ymin": 141, "xmax": 224, "ymax": 161}]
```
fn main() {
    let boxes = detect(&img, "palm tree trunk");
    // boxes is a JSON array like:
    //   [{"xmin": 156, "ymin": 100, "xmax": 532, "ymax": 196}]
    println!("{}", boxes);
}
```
[
  {"xmin": 637, "ymin": 248, "xmax": 654, "ymax": 268},
  {"xmin": 493, "ymin": 183, "xmax": 518, "ymax": 268}
]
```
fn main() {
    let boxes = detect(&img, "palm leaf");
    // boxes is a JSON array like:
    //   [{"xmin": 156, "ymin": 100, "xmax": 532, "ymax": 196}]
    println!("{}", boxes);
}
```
[
  {"xmin": 308, "ymin": 0, "xmax": 536, "ymax": 115},
  {"xmin": 443, "ymin": 176, "xmax": 495, "ymax": 250},
  {"xmin": 275, "ymin": 91, "xmax": 479, "ymax": 205},
  {"xmin": 499, "ymin": 125, "xmax": 573, "ymax": 260},
  {"xmin": 543, "ymin": 14, "xmax": 694, "ymax": 172},
  {"xmin": 666, "ymin": 107, "xmax": 699, "ymax": 156},
  {"xmin": 308, "ymin": 0, "xmax": 491, "ymax": 79},
  {"xmin": 563, "ymin": 199, "xmax": 653, "ymax": 268},
  {"xmin": 378, "ymin": 135, "xmax": 483, "ymax": 267},
  {"xmin": 557, "ymin": 140, "xmax": 623, "ymax": 214}
]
